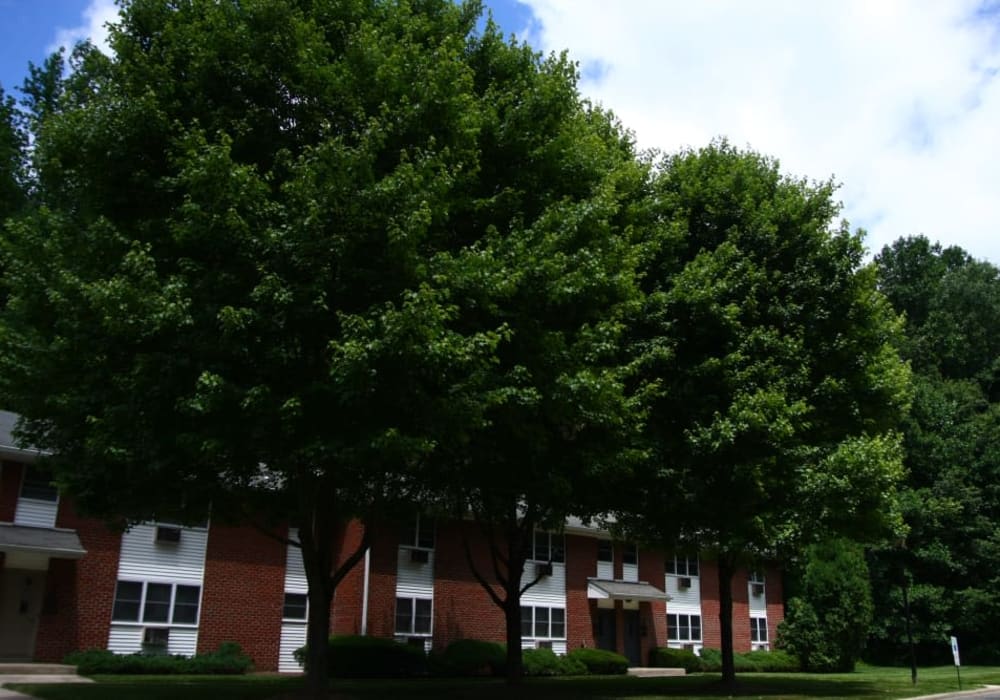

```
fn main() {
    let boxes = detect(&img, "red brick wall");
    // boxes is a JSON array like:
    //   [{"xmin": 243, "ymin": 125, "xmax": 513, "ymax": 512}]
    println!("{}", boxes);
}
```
[
  {"xmin": 699, "ymin": 558, "xmax": 721, "ymax": 649},
  {"xmin": 638, "ymin": 546, "xmax": 667, "ymax": 663},
  {"xmin": 433, "ymin": 520, "xmax": 505, "ymax": 649},
  {"xmin": 197, "ymin": 524, "xmax": 286, "ymax": 670},
  {"xmin": 34, "ymin": 499, "xmax": 122, "ymax": 660},
  {"xmin": 331, "ymin": 520, "xmax": 367, "ymax": 636},
  {"xmin": 731, "ymin": 567, "xmax": 751, "ymax": 653},
  {"xmin": 565, "ymin": 534, "xmax": 596, "ymax": 650},
  {"xmin": 0, "ymin": 460, "xmax": 24, "ymax": 522},
  {"xmin": 364, "ymin": 523, "xmax": 401, "ymax": 640},
  {"xmin": 765, "ymin": 567, "xmax": 784, "ymax": 644}
]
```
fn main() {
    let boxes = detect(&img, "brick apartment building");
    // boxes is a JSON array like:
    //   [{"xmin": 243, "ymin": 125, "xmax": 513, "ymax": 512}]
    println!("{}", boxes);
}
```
[{"xmin": 0, "ymin": 411, "xmax": 783, "ymax": 670}]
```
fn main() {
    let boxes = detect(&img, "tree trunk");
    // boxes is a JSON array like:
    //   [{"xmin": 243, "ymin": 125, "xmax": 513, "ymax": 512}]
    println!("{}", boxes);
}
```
[
  {"xmin": 298, "ymin": 510, "xmax": 335, "ymax": 700},
  {"xmin": 505, "ymin": 592, "xmax": 524, "ymax": 684},
  {"xmin": 717, "ymin": 554, "xmax": 736, "ymax": 688}
]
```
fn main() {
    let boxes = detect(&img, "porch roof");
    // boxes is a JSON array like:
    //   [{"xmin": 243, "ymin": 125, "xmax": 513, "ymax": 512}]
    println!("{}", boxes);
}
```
[
  {"xmin": 586, "ymin": 578, "xmax": 670, "ymax": 602},
  {"xmin": 0, "ymin": 523, "xmax": 86, "ymax": 559}
]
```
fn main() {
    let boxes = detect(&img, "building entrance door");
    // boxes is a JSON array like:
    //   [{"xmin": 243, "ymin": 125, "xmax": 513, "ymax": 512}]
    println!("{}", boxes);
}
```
[
  {"xmin": 623, "ymin": 610, "xmax": 641, "ymax": 666},
  {"xmin": 0, "ymin": 569, "xmax": 46, "ymax": 661},
  {"xmin": 595, "ymin": 609, "xmax": 616, "ymax": 653}
]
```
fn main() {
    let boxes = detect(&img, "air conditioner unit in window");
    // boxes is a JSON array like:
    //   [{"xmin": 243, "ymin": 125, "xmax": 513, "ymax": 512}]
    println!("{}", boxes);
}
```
[
  {"xmin": 155, "ymin": 525, "xmax": 181, "ymax": 544},
  {"xmin": 751, "ymin": 582, "xmax": 765, "ymax": 597},
  {"xmin": 142, "ymin": 627, "xmax": 169, "ymax": 649},
  {"xmin": 682, "ymin": 643, "xmax": 696, "ymax": 652},
  {"xmin": 678, "ymin": 576, "xmax": 692, "ymax": 589},
  {"xmin": 535, "ymin": 562, "xmax": 553, "ymax": 577},
  {"xmin": 409, "ymin": 548, "xmax": 429, "ymax": 564}
]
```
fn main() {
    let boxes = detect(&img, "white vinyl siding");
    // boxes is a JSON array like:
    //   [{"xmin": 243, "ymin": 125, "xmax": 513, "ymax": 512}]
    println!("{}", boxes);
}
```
[
  {"xmin": 108, "ymin": 522, "xmax": 208, "ymax": 656},
  {"xmin": 520, "ymin": 560, "xmax": 566, "ymax": 607},
  {"xmin": 396, "ymin": 547, "xmax": 434, "ymax": 598},
  {"xmin": 13, "ymin": 498, "xmax": 58, "ymax": 528},
  {"xmin": 279, "ymin": 528, "xmax": 307, "ymax": 673},
  {"xmin": 395, "ymin": 518, "xmax": 435, "ymax": 645},
  {"xmin": 117, "ymin": 524, "xmax": 208, "ymax": 584}
]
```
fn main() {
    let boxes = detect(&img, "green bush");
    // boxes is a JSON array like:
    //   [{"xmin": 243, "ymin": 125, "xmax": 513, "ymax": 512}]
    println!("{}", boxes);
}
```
[
  {"xmin": 565, "ymin": 647, "xmax": 628, "ymax": 675},
  {"xmin": 521, "ymin": 647, "xmax": 587, "ymax": 676},
  {"xmin": 429, "ymin": 639, "xmax": 506, "ymax": 677},
  {"xmin": 695, "ymin": 647, "xmax": 798, "ymax": 673},
  {"xmin": 65, "ymin": 642, "xmax": 253, "ymax": 675},
  {"xmin": 292, "ymin": 635, "xmax": 426, "ymax": 677},
  {"xmin": 649, "ymin": 646, "xmax": 702, "ymax": 673}
]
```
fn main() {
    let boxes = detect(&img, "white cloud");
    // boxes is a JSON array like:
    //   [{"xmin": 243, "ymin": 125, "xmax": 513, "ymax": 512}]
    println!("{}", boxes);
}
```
[
  {"xmin": 48, "ymin": 0, "xmax": 118, "ymax": 57},
  {"xmin": 519, "ymin": 0, "xmax": 1000, "ymax": 263}
]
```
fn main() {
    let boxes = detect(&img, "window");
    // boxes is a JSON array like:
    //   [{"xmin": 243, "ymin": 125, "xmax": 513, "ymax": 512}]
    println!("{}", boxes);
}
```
[
  {"xmin": 750, "ymin": 617, "xmax": 768, "ymax": 643},
  {"xmin": 395, "ymin": 597, "xmax": 432, "ymax": 635},
  {"xmin": 666, "ymin": 555, "xmax": 699, "ymax": 577},
  {"xmin": 597, "ymin": 540, "xmax": 613, "ymax": 562},
  {"xmin": 667, "ymin": 613, "xmax": 702, "ymax": 642},
  {"xmin": 520, "ymin": 605, "xmax": 565, "ymax": 639},
  {"xmin": 749, "ymin": 570, "xmax": 765, "ymax": 584},
  {"xmin": 283, "ymin": 593, "xmax": 308, "ymax": 620},
  {"xmin": 20, "ymin": 466, "xmax": 58, "ymax": 502},
  {"xmin": 111, "ymin": 581, "xmax": 201, "ymax": 625},
  {"xmin": 622, "ymin": 542, "xmax": 638, "ymax": 566},
  {"xmin": 402, "ymin": 516, "xmax": 434, "ymax": 550},
  {"xmin": 531, "ymin": 531, "xmax": 564, "ymax": 563}
]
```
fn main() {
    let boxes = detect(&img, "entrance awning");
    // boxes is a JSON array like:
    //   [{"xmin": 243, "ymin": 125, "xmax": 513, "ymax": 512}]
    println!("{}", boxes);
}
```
[
  {"xmin": 0, "ymin": 523, "xmax": 86, "ymax": 559},
  {"xmin": 587, "ymin": 578, "xmax": 670, "ymax": 602}
]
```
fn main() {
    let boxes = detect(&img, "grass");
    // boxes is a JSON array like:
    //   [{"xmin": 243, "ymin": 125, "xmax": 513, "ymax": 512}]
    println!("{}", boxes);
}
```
[{"xmin": 7, "ymin": 665, "xmax": 999, "ymax": 700}]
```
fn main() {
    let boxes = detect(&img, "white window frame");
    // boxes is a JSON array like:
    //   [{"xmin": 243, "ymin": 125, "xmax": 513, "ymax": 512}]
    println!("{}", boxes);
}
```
[
  {"xmin": 401, "ymin": 516, "xmax": 435, "ymax": 551},
  {"xmin": 622, "ymin": 542, "xmax": 638, "ymax": 566},
  {"xmin": 749, "ymin": 570, "xmax": 765, "ymax": 584},
  {"xmin": 750, "ymin": 616, "xmax": 769, "ymax": 644},
  {"xmin": 520, "ymin": 605, "xmax": 566, "ymax": 640},
  {"xmin": 530, "ymin": 531, "xmax": 565, "ymax": 563},
  {"xmin": 282, "ymin": 592, "xmax": 308, "ymax": 621},
  {"xmin": 395, "ymin": 596, "xmax": 433, "ymax": 637},
  {"xmin": 19, "ymin": 465, "xmax": 59, "ymax": 503},
  {"xmin": 597, "ymin": 539, "xmax": 613, "ymax": 562},
  {"xmin": 667, "ymin": 613, "xmax": 702, "ymax": 642},
  {"xmin": 111, "ymin": 580, "xmax": 201, "ymax": 627},
  {"xmin": 666, "ymin": 555, "xmax": 699, "ymax": 577}
]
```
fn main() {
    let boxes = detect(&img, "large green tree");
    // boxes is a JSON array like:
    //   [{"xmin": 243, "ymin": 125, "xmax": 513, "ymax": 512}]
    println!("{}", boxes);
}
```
[
  {"xmin": 869, "ymin": 236, "xmax": 1000, "ymax": 664},
  {"xmin": 620, "ymin": 141, "xmax": 910, "ymax": 685},
  {"xmin": 0, "ymin": 0, "xmax": 639, "ymax": 693}
]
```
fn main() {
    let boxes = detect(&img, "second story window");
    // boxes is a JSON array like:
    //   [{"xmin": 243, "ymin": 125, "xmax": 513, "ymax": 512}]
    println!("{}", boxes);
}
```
[
  {"xmin": 20, "ymin": 466, "xmax": 58, "ymax": 502},
  {"xmin": 532, "ymin": 531, "xmax": 565, "ymax": 563},
  {"xmin": 622, "ymin": 543, "xmax": 638, "ymax": 566},
  {"xmin": 597, "ymin": 540, "xmax": 613, "ymax": 562},
  {"xmin": 402, "ymin": 516, "xmax": 434, "ymax": 550},
  {"xmin": 666, "ymin": 555, "xmax": 699, "ymax": 577}
]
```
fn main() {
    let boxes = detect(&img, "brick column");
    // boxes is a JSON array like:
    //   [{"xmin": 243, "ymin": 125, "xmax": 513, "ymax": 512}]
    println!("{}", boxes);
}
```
[
  {"xmin": 565, "ymin": 534, "xmax": 596, "ymax": 651},
  {"xmin": 731, "ymin": 567, "xmax": 751, "ymax": 653},
  {"xmin": 0, "ymin": 460, "xmax": 24, "ymax": 521},
  {"xmin": 638, "ymin": 546, "xmax": 666, "ymax": 664},
  {"xmin": 331, "ymin": 520, "xmax": 367, "ymax": 636},
  {"xmin": 765, "ymin": 566, "xmax": 784, "ymax": 645}
]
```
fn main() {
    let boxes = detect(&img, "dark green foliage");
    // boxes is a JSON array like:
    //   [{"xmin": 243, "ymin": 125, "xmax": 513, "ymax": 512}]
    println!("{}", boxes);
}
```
[
  {"xmin": 292, "ymin": 636, "xmax": 427, "ymax": 678},
  {"xmin": 565, "ymin": 648, "xmax": 628, "ymax": 675},
  {"xmin": 868, "ymin": 237, "xmax": 1000, "ymax": 665},
  {"xmin": 429, "ymin": 639, "xmax": 506, "ymax": 677},
  {"xmin": 65, "ymin": 642, "xmax": 253, "ymax": 675},
  {"xmin": 697, "ymin": 648, "xmax": 798, "ymax": 673},
  {"xmin": 778, "ymin": 539, "xmax": 873, "ymax": 672},
  {"xmin": 649, "ymin": 647, "xmax": 702, "ymax": 673},
  {"xmin": 522, "ymin": 647, "xmax": 586, "ymax": 676}
]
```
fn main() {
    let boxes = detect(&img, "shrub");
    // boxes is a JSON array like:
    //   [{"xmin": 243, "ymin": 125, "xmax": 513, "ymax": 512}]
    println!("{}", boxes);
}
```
[
  {"xmin": 65, "ymin": 642, "xmax": 253, "ymax": 675},
  {"xmin": 521, "ymin": 647, "xmax": 587, "ymax": 676},
  {"xmin": 695, "ymin": 647, "xmax": 798, "ymax": 673},
  {"xmin": 429, "ymin": 639, "xmax": 506, "ymax": 677},
  {"xmin": 292, "ymin": 635, "xmax": 426, "ymax": 677},
  {"xmin": 649, "ymin": 647, "xmax": 702, "ymax": 673},
  {"xmin": 566, "ymin": 647, "xmax": 628, "ymax": 675}
]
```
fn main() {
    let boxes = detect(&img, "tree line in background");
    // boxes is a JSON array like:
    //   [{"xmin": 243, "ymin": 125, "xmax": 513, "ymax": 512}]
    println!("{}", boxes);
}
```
[{"xmin": 0, "ymin": 0, "xmax": 993, "ymax": 693}]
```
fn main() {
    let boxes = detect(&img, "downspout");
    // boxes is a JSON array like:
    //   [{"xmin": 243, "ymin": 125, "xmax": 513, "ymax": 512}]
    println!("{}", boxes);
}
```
[{"xmin": 360, "ymin": 548, "xmax": 371, "ymax": 636}]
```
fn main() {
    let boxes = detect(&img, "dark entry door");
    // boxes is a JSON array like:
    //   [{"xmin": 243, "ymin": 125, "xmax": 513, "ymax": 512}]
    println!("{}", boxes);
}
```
[
  {"xmin": 595, "ymin": 609, "xmax": 616, "ymax": 653},
  {"xmin": 623, "ymin": 610, "xmax": 641, "ymax": 666}
]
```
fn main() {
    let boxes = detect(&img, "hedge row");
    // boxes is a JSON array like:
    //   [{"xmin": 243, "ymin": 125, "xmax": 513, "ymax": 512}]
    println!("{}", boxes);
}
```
[
  {"xmin": 650, "ymin": 646, "xmax": 799, "ymax": 673},
  {"xmin": 65, "ymin": 642, "xmax": 253, "ymax": 675},
  {"xmin": 294, "ymin": 636, "xmax": 628, "ymax": 677}
]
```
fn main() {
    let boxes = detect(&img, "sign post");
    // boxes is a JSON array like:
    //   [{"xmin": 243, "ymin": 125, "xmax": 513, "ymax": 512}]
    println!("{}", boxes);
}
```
[{"xmin": 950, "ymin": 636, "xmax": 961, "ymax": 690}]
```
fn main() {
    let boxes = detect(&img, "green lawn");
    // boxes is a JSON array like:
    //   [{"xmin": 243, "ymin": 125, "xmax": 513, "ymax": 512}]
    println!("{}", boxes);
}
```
[{"xmin": 8, "ymin": 665, "xmax": 998, "ymax": 700}]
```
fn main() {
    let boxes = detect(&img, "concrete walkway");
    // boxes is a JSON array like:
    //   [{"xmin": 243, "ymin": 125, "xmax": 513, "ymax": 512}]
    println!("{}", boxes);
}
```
[{"xmin": 0, "ymin": 663, "xmax": 92, "ymax": 699}]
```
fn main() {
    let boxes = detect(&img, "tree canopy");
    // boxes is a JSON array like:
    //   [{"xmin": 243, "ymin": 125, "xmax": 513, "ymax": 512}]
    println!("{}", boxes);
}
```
[{"xmin": 619, "ymin": 141, "xmax": 910, "ymax": 683}]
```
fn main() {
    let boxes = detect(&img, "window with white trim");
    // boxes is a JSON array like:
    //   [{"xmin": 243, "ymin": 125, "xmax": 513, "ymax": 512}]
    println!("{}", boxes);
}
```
[
  {"xmin": 622, "ymin": 542, "xmax": 638, "ymax": 565},
  {"xmin": 111, "ymin": 581, "xmax": 201, "ymax": 624},
  {"xmin": 520, "ymin": 605, "xmax": 566, "ymax": 639},
  {"xmin": 750, "ymin": 616, "xmax": 768, "ymax": 643},
  {"xmin": 667, "ymin": 613, "xmax": 702, "ymax": 642},
  {"xmin": 531, "ymin": 531, "xmax": 564, "ymax": 563},
  {"xmin": 597, "ymin": 539, "xmax": 613, "ymax": 562},
  {"xmin": 666, "ymin": 555, "xmax": 699, "ymax": 577},
  {"xmin": 283, "ymin": 593, "xmax": 307, "ymax": 620},
  {"xmin": 395, "ymin": 597, "xmax": 432, "ymax": 636},
  {"xmin": 749, "ymin": 570, "xmax": 765, "ymax": 584},
  {"xmin": 20, "ymin": 466, "xmax": 58, "ymax": 502},
  {"xmin": 402, "ymin": 516, "xmax": 435, "ymax": 550}
]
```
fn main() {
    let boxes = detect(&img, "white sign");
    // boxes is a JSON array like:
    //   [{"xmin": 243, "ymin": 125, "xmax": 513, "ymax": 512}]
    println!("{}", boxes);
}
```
[{"xmin": 950, "ymin": 636, "xmax": 961, "ymax": 666}]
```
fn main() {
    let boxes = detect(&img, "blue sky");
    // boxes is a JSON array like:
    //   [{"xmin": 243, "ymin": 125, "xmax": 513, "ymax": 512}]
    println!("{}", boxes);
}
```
[{"xmin": 3, "ymin": 1, "xmax": 1000, "ymax": 264}]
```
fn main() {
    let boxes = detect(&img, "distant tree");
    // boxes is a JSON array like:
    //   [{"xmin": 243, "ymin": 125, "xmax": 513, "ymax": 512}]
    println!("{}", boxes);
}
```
[
  {"xmin": 0, "ymin": 0, "xmax": 641, "ymax": 694},
  {"xmin": 778, "ymin": 538, "xmax": 873, "ymax": 672},
  {"xmin": 869, "ymin": 237, "xmax": 1000, "ymax": 664},
  {"xmin": 620, "ymin": 141, "xmax": 910, "ymax": 686}
]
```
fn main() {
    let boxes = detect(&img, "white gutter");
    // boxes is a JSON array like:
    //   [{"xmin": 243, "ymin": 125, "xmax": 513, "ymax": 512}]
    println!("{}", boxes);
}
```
[{"xmin": 360, "ymin": 547, "xmax": 371, "ymax": 635}]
